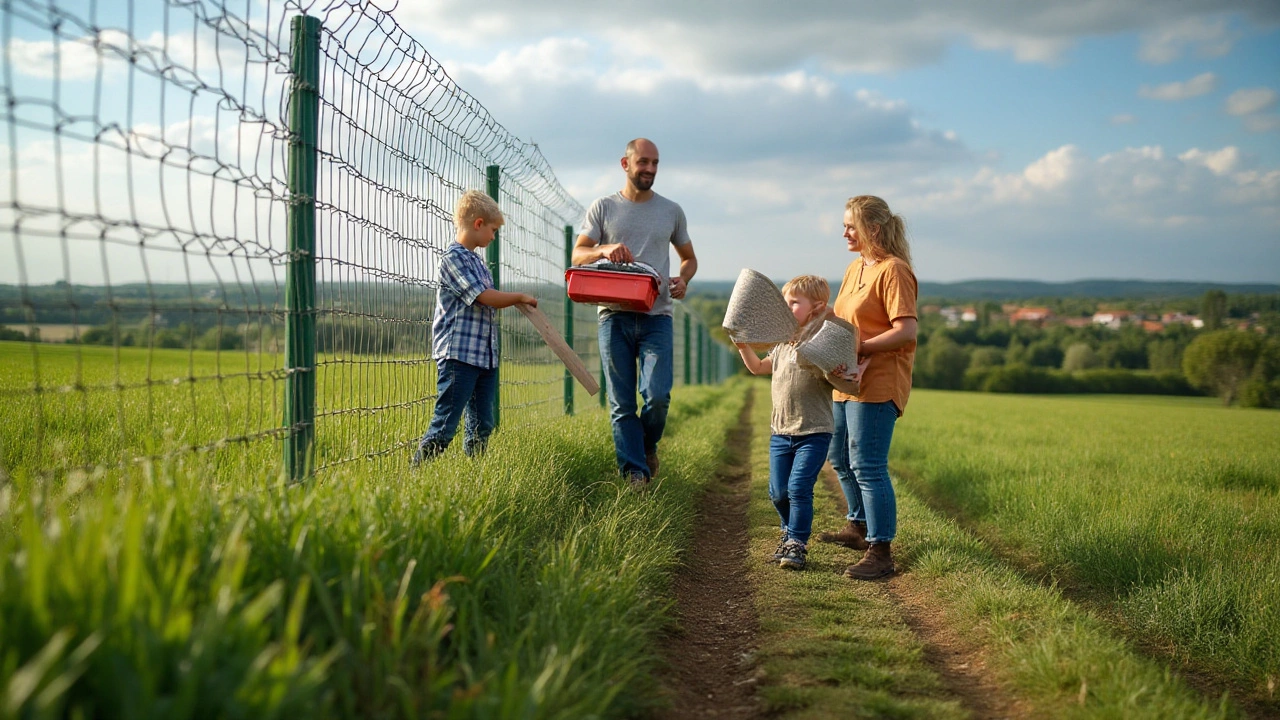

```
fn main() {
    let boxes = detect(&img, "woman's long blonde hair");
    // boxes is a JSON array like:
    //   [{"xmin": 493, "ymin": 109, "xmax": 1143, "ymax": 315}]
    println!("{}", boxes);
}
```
[{"xmin": 846, "ymin": 195, "xmax": 911, "ymax": 268}]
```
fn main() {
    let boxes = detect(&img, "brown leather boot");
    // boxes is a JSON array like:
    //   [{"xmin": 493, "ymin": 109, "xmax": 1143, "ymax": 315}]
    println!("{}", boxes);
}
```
[
  {"xmin": 818, "ymin": 520, "xmax": 868, "ymax": 551},
  {"xmin": 844, "ymin": 542, "xmax": 895, "ymax": 580}
]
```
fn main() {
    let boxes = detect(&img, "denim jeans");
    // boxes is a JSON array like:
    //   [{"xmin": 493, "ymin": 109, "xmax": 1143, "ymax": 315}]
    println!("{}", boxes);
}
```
[
  {"xmin": 769, "ymin": 432, "xmax": 832, "ymax": 545},
  {"xmin": 415, "ymin": 358, "xmax": 497, "ymax": 461},
  {"xmin": 828, "ymin": 400, "xmax": 899, "ymax": 543},
  {"xmin": 598, "ymin": 311, "xmax": 674, "ymax": 478}
]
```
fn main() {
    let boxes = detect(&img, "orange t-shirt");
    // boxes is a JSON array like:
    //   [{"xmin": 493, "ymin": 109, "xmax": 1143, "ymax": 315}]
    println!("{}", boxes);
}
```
[{"xmin": 831, "ymin": 257, "xmax": 918, "ymax": 415}]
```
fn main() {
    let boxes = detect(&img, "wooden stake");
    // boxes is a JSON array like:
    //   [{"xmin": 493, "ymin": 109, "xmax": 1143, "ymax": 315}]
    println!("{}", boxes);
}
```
[{"xmin": 516, "ymin": 304, "xmax": 600, "ymax": 396}]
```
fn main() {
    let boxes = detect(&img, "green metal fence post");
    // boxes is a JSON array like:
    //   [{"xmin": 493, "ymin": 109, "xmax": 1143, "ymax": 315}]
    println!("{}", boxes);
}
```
[
  {"xmin": 486, "ymin": 164, "xmax": 501, "ymax": 429},
  {"xmin": 284, "ymin": 14, "xmax": 320, "ymax": 483},
  {"xmin": 563, "ymin": 225, "xmax": 574, "ymax": 415},
  {"xmin": 683, "ymin": 312, "xmax": 691, "ymax": 385},
  {"xmin": 696, "ymin": 324, "xmax": 705, "ymax": 384}
]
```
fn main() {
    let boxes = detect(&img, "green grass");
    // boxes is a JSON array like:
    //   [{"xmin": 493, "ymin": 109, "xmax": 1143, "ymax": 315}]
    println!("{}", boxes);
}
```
[
  {"xmin": 894, "ymin": 483, "xmax": 1242, "ymax": 719},
  {"xmin": 0, "ymin": 376, "xmax": 749, "ymax": 718},
  {"xmin": 0, "ymin": 340, "xmax": 592, "ymax": 479},
  {"xmin": 892, "ymin": 390, "xmax": 1280, "ymax": 708}
]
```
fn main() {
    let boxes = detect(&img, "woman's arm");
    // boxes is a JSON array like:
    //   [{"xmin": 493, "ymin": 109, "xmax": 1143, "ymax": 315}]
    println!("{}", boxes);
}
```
[
  {"xmin": 859, "ymin": 317, "xmax": 917, "ymax": 358},
  {"xmin": 735, "ymin": 343, "xmax": 773, "ymax": 375}
]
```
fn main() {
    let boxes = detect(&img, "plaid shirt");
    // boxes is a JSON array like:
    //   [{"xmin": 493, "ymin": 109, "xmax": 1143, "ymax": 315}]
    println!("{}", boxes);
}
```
[{"xmin": 432, "ymin": 242, "xmax": 499, "ymax": 369}]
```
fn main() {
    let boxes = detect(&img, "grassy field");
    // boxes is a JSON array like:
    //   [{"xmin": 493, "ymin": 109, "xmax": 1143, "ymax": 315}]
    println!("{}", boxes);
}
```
[
  {"xmin": 0, "ymin": 373, "xmax": 749, "ymax": 717},
  {"xmin": 892, "ymin": 390, "xmax": 1280, "ymax": 709},
  {"xmin": 0, "ymin": 340, "xmax": 594, "ymax": 479}
]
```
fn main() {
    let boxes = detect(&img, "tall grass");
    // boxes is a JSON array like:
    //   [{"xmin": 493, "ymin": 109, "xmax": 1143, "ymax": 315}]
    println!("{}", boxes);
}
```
[
  {"xmin": 0, "ymin": 340, "xmax": 577, "ymax": 478},
  {"xmin": 892, "ymin": 390, "xmax": 1280, "ymax": 703},
  {"xmin": 0, "ymin": 378, "xmax": 748, "ymax": 718}
]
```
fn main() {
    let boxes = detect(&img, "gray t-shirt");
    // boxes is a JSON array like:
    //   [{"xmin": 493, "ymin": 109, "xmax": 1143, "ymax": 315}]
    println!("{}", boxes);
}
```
[{"xmin": 580, "ymin": 192, "xmax": 691, "ymax": 316}]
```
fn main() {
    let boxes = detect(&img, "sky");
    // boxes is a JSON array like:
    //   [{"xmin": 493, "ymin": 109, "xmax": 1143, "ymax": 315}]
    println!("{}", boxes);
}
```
[
  {"xmin": 391, "ymin": 0, "xmax": 1280, "ymax": 284},
  {"xmin": 1, "ymin": 0, "xmax": 1278, "ymax": 287}
]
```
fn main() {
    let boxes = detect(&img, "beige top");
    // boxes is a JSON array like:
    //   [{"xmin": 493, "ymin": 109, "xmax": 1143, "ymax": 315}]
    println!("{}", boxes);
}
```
[{"xmin": 768, "ymin": 316, "xmax": 839, "ymax": 436}]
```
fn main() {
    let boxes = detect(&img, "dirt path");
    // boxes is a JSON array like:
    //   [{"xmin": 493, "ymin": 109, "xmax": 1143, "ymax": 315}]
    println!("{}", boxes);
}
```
[
  {"xmin": 820, "ymin": 469, "xmax": 1024, "ymax": 720},
  {"xmin": 658, "ymin": 387, "xmax": 763, "ymax": 720}
]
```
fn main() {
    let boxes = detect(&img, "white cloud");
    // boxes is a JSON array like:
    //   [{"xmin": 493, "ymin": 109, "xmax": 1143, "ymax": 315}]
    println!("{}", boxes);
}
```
[
  {"xmin": 5, "ymin": 27, "xmax": 248, "ymax": 85},
  {"xmin": 1243, "ymin": 115, "xmax": 1280, "ymax": 133},
  {"xmin": 1225, "ymin": 87, "xmax": 1278, "ymax": 115},
  {"xmin": 1178, "ymin": 146, "xmax": 1240, "ymax": 175},
  {"xmin": 1139, "ymin": 17, "xmax": 1238, "ymax": 63},
  {"xmin": 447, "ymin": 38, "xmax": 968, "ymax": 170},
  {"xmin": 1138, "ymin": 72, "xmax": 1218, "ymax": 100},
  {"xmin": 1110, "ymin": 113, "xmax": 1138, "ymax": 125},
  {"xmin": 5, "ymin": 30, "xmax": 133, "ymax": 81},
  {"xmin": 879, "ymin": 144, "xmax": 1280, "ymax": 280},
  {"xmin": 547, "ymin": 142, "xmax": 1280, "ymax": 283},
  {"xmin": 393, "ymin": 1, "xmax": 1280, "ymax": 76}
]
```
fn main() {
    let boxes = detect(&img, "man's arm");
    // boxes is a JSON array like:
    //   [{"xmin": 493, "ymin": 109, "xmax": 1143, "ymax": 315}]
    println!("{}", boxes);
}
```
[
  {"xmin": 669, "ymin": 241, "xmax": 697, "ymax": 300},
  {"xmin": 572, "ymin": 234, "xmax": 633, "ymax": 265}
]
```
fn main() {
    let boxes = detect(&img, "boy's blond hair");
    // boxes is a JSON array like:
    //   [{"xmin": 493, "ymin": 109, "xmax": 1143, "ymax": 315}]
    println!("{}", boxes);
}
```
[
  {"xmin": 454, "ymin": 189, "xmax": 504, "ymax": 230},
  {"xmin": 780, "ymin": 275, "xmax": 830, "ymax": 305}
]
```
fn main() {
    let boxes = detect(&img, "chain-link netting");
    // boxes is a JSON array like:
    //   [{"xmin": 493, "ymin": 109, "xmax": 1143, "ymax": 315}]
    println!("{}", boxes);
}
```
[{"xmin": 0, "ymin": 0, "xmax": 728, "ymax": 484}]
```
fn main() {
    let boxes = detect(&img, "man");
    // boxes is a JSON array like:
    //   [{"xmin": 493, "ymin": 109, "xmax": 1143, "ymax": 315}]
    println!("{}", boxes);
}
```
[{"xmin": 572, "ymin": 138, "xmax": 698, "ymax": 490}]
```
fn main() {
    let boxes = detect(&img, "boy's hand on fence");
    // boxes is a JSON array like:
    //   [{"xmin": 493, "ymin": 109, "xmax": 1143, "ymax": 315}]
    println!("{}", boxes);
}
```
[{"xmin": 600, "ymin": 244, "xmax": 634, "ymax": 263}]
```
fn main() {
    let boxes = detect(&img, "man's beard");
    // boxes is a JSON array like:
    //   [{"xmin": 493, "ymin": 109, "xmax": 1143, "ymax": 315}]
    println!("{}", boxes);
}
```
[{"xmin": 629, "ymin": 172, "xmax": 654, "ymax": 191}]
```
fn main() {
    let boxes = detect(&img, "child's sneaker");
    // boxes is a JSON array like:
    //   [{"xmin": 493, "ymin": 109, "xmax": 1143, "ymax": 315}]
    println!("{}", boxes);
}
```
[
  {"xmin": 627, "ymin": 471, "xmax": 651, "ymax": 492},
  {"xmin": 778, "ymin": 539, "xmax": 807, "ymax": 570},
  {"xmin": 771, "ymin": 532, "xmax": 790, "ymax": 562}
]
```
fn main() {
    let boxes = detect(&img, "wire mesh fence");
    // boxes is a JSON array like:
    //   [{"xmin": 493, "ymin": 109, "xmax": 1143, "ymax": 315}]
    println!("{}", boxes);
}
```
[{"xmin": 0, "ymin": 0, "xmax": 730, "ymax": 484}]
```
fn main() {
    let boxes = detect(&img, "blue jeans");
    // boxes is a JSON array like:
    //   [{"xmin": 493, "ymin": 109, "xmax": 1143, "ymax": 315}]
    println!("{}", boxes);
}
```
[
  {"xmin": 828, "ymin": 400, "xmax": 899, "ymax": 543},
  {"xmin": 599, "ymin": 311, "xmax": 673, "ymax": 478},
  {"xmin": 769, "ymin": 433, "xmax": 832, "ymax": 544},
  {"xmin": 415, "ymin": 359, "xmax": 497, "ymax": 461}
]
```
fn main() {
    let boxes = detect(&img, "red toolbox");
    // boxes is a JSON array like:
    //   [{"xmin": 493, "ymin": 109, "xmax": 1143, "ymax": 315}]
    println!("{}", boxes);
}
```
[{"xmin": 565, "ymin": 266, "xmax": 660, "ymax": 313}]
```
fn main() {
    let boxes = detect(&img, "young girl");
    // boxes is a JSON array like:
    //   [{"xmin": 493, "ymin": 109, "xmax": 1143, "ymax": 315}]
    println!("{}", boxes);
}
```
[{"xmin": 736, "ymin": 275, "xmax": 858, "ymax": 570}]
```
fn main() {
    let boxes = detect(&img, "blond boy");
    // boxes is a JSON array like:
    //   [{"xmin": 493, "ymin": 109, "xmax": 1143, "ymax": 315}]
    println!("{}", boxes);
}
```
[{"xmin": 412, "ymin": 190, "xmax": 537, "ymax": 465}]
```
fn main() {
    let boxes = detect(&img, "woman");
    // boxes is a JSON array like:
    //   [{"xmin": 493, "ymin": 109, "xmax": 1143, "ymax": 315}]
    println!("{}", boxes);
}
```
[{"xmin": 818, "ymin": 195, "xmax": 918, "ymax": 580}]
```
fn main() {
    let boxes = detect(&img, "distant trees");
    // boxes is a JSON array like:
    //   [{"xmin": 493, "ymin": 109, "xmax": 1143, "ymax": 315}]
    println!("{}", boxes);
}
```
[
  {"xmin": 1025, "ymin": 339, "xmax": 1063, "ymax": 368},
  {"xmin": 1146, "ymin": 339, "xmax": 1182, "ymax": 372},
  {"xmin": 969, "ymin": 347, "xmax": 1004, "ymax": 369},
  {"xmin": 919, "ymin": 337, "xmax": 969, "ymax": 389},
  {"xmin": 1182, "ymin": 331, "xmax": 1279, "ymax": 406},
  {"xmin": 1062, "ymin": 343, "xmax": 1101, "ymax": 372},
  {"xmin": 1202, "ymin": 290, "xmax": 1228, "ymax": 331}
]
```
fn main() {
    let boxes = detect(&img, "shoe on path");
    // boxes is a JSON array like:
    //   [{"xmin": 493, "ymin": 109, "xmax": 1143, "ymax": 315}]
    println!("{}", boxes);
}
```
[
  {"xmin": 771, "ymin": 532, "xmax": 790, "ymax": 562},
  {"xmin": 818, "ymin": 520, "xmax": 868, "ymax": 551},
  {"xmin": 778, "ymin": 539, "xmax": 808, "ymax": 571},
  {"xmin": 844, "ymin": 542, "xmax": 895, "ymax": 580},
  {"xmin": 627, "ymin": 470, "xmax": 651, "ymax": 492}
]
